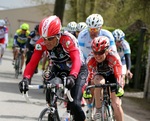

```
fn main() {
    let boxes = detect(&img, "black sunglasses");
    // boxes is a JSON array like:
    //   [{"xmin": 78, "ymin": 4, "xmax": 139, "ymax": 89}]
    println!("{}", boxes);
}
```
[{"xmin": 93, "ymin": 50, "xmax": 106, "ymax": 55}]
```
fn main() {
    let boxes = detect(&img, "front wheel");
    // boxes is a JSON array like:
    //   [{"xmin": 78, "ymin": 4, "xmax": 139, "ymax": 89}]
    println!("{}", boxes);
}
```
[
  {"xmin": 38, "ymin": 108, "xmax": 60, "ymax": 121},
  {"xmin": 101, "ymin": 104, "xmax": 115, "ymax": 121}
]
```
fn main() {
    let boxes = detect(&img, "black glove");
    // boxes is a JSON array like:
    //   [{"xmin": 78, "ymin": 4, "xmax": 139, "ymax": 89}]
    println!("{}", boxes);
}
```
[
  {"xmin": 65, "ymin": 75, "xmax": 75, "ymax": 90},
  {"xmin": 18, "ymin": 77, "xmax": 29, "ymax": 94}
]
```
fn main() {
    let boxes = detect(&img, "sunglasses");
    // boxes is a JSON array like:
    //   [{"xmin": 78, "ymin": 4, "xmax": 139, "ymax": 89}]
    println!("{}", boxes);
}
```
[
  {"xmin": 93, "ymin": 50, "xmax": 106, "ymax": 55},
  {"xmin": 43, "ymin": 36, "xmax": 56, "ymax": 41},
  {"xmin": 88, "ymin": 28, "xmax": 100, "ymax": 32}
]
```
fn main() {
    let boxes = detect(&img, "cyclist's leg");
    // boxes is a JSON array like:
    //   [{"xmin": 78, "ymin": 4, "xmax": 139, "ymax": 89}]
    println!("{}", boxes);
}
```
[
  {"xmin": 109, "ymin": 74, "xmax": 124, "ymax": 121},
  {"xmin": 69, "ymin": 64, "xmax": 88, "ymax": 121},
  {"xmin": 111, "ymin": 93, "xmax": 124, "ymax": 121},
  {"xmin": 93, "ymin": 75, "xmax": 105, "ymax": 120}
]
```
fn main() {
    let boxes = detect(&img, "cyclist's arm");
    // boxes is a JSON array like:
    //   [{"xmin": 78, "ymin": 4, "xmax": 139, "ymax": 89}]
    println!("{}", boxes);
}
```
[{"xmin": 124, "ymin": 54, "xmax": 131, "ymax": 70}]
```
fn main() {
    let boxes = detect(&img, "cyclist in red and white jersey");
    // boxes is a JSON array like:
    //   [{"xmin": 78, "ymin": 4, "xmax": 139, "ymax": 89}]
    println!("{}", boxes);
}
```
[
  {"xmin": 0, "ymin": 19, "xmax": 8, "ymax": 64},
  {"xmin": 18, "ymin": 15, "xmax": 88, "ymax": 121},
  {"xmin": 86, "ymin": 36, "xmax": 124, "ymax": 121}
]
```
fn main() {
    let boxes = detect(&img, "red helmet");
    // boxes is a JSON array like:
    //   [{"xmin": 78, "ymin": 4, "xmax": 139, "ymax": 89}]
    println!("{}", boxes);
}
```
[
  {"xmin": 91, "ymin": 36, "xmax": 109, "ymax": 52},
  {"xmin": 39, "ymin": 15, "xmax": 61, "ymax": 38}
]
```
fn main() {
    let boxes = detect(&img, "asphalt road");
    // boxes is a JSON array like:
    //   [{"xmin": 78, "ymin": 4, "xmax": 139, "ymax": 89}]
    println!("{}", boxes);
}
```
[{"xmin": 0, "ymin": 49, "xmax": 138, "ymax": 121}]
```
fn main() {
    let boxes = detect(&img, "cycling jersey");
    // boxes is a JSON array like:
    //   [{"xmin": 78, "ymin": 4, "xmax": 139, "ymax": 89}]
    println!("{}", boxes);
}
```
[
  {"xmin": 13, "ymin": 29, "xmax": 30, "ymax": 46},
  {"xmin": 78, "ymin": 28, "xmax": 117, "ymax": 60},
  {"xmin": 116, "ymin": 39, "xmax": 131, "ymax": 65},
  {"xmin": 0, "ymin": 26, "xmax": 8, "ymax": 44},
  {"xmin": 86, "ymin": 50, "xmax": 122, "ymax": 85},
  {"xmin": 24, "ymin": 31, "xmax": 85, "ymax": 79}
]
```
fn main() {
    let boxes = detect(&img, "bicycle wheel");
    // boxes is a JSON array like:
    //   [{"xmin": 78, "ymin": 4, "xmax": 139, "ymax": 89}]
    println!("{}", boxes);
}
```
[
  {"xmin": 38, "ymin": 108, "xmax": 60, "ymax": 121},
  {"xmin": 15, "ymin": 58, "xmax": 19, "ymax": 79},
  {"xmin": 101, "ymin": 104, "xmax": 115, "ymax": 121}
]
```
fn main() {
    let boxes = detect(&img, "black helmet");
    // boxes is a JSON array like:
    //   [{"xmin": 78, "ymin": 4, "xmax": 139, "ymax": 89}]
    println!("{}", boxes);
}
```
[{"xmin": 34, "ymin": 24, "xmax": 39, "ymax": 32}]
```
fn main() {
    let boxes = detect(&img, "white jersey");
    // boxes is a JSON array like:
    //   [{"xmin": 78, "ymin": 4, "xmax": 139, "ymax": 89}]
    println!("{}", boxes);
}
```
[
  {"xmin": 117, "ymin": 39, "xmax": 131, "ymax": 65},
  {"xmin": 78, "ymin": 28, "xmax": 117, "ymax": 60}
]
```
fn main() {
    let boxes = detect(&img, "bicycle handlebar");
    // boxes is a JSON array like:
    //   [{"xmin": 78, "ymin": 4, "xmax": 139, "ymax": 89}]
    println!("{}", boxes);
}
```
[
  {"xmin": 27, "ymin": 83, "xmax": 73, "ymax": 102},
  {"xmin": 86, "ymin": 83, "xmax": 117, "ymax": 90}
]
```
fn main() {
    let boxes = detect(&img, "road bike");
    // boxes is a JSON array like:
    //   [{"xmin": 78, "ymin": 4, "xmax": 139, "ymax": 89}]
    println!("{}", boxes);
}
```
[
  {"xmin": 14, "ymin": 47, "xmax": 25, "ymax": 78},
  {"xmin": 23, "ymin": 77, "xmax": 74, "ymax": 121},
  {"xmin": 86, "ymin": 82, "xmax": 117, "ymax": 121}
]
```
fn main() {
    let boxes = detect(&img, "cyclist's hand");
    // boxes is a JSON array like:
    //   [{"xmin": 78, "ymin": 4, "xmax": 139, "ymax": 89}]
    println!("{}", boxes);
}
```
[
  {"xmin": 65, "ymin": 75, "xmax": 75, "ymax": 90},
  {"xmin": 18, "ymin": 77, "xmax": 29, "ymax": 94},
  {"xmin": 116, "ymin": 84, "xmax": 124, "ymax": 97},
  {"xmin": 83, "ymin": 89, "xmax": 92, "ymax": 99}
]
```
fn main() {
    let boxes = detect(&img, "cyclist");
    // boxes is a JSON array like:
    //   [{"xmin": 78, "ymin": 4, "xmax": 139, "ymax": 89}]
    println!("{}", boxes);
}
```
[
  {"xmin": 66, "ymin": 21, "xmax": 77, "ymax": 37},
  {"xmin": 112, "ymin": 29, "xmax": 133, "ymax": 87},
  {"xmin": 0, "ymin": 19, "xmax": 8, "ymax": 64},
  {"xmin": 86, "ymin": 36, "xmax": 124, "ymax": 121},
  {"xmin": 78, "ymin": 13, "xmax": 117, "ymax": 61},
  {"xmin": 18, "ymin": 15, "xmax": 88, "ymax": 121},
  {"xmin": 76, "ymin": 22, "xmax": 87, "ymax": 37},
  {"xmin": 26, "ymin": 24, "xmax": 40, "ymax": 74},
  {"xmin": 12, "ymin": 23, "xmax": 30, "ymax": 73},
  {"xmin": 78, "ymin": 13, "xmax": 117, "ymax": 120}
]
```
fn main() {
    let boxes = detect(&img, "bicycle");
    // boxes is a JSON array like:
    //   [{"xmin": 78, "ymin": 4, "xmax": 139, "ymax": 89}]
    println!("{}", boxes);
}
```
[
  {"xmin": 14, "ymin": 47, "xmax": 25, "ymax": 79},
  {"xmin": 86, "ymin": 82, "xmax": 117, "ymax": 121},
  {"xmin": 23, "ymin": 76, "xmax": 74, "ymax": 121}
]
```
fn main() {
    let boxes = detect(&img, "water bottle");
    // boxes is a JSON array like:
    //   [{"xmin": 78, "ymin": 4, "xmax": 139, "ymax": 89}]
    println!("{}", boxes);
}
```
[{"xmin": 61, "ymin": 111, "xmax": 70, "ymax": 121}]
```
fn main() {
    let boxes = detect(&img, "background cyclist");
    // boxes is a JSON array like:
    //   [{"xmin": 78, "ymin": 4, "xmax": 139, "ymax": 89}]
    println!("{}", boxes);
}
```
[
  {"xmin": 112, "ymin": 29, "xmax": 133, "ymax": 88},
  {"xmin": 12, "ymin": 23, "xmax": 30, "ymax": 74},
  {"xmin": 86, "ymin": 36, "xmax": 124, "ymax": 121},
  {"xmin": 66, "ymin": 21, "xmax": 77, "ymax": 37},
  {"xmin": 18, "ymin": 15, "xmax": 88, "ymax": 121},
  {"xmin": 26, "ymin": 24, "xmax": 40, "ymax": 75},
  {"xmin": 0, "ymin": 19, "xmax": 8, "ymax": 64},
  {"xmin": 76, "ymin": 22, "xmax": 87, "ymax": 38}
]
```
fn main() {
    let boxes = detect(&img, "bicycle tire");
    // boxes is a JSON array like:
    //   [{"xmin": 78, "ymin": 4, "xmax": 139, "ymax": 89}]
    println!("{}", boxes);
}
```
[
  {"xmin": 15, "ymin": 58, "xmax": 19, "ymax": 79},
  {"xmin": 38, "ymin": 108, "xmax": 60, "ymax": 121},
  {"xmin": 101, "ymin": 104, "xmax": 115, "ymax": 121}
]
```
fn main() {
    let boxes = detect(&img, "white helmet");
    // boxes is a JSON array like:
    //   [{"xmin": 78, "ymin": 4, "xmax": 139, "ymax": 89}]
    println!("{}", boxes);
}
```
[
  {"xmin": 112, "ymin": 29, "xmax": 125, "ymax": 41},
  {"xmin": 0, "ymin": 19, "xmax": 5, "ymax": 27},
  {"xmin": 86, "ymin": 14, "xmax": 104, "ymax": 28},
  {"xmin": 67, "ymin": 21, "xmax": 77, "ymax": 32},
  {"xmin": 76, "ymin": 22, "xmax": 87, "ymax": 32}
]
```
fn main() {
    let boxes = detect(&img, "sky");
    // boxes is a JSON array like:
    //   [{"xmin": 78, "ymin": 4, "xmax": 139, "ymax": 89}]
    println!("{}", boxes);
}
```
[{"xmin": 0, "ymin": 0, "xmax": 55, "ymax": 10}]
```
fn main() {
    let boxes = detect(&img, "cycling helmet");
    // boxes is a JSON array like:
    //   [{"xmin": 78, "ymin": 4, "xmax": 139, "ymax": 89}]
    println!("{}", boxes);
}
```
[
  {"xmin": 20, "ymin": 23, "xmax": 29, "ymax": 30},
  {"xmin": 112, "ymin": 29, "xmax": 125, "ymax": 41},
  {"xmin": 67, "ymin": 21, "xmax": 77, "ymax": 32},
  {"xmin": 39, "ymin": 15, "xmax": 61, "ymax": 38},
  {"xmin": 86, "ymin": 14, "xmax": 104, "ymax": 28},
  {"xmin": 34, "ymin": 24, "xmax": 39, "ymax": 32},
  {"xmin": 0, "ymin": 19, "xmax": 5, "ymax": 27},
  {"xmin": 91, "ymin": 36, "xmax": 109, "ymax": 52},
  {"xmin": 76, "ymin": 22, "xmax": 87, "ymax": 32}
]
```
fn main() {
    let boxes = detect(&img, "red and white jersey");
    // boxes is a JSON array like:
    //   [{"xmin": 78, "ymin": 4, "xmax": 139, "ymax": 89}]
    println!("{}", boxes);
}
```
[
  {"xmin": 24, "ymin": 31, "xmax": 84, "ymax": 79},
  {"xmin": 86, "ymin": 50, "xmax": 122, "ymax": 84},
  {"xmin": 0, "ymin": 26, "xmax": 8, "ymax": 44}
]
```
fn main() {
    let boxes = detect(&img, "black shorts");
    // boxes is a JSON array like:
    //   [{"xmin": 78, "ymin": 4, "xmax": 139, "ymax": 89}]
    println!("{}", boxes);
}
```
[{"xmin": 103, "ymin": 74, "xmax": 117, "ymax": 92}]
